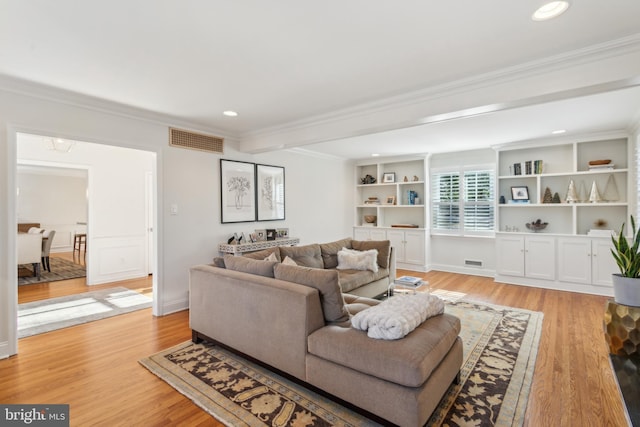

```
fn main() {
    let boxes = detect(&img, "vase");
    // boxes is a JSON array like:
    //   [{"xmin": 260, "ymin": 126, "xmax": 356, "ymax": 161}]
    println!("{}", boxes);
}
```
[{"xmin": 612, "ymin": 274, "xmax": 640, "ymax": 307}]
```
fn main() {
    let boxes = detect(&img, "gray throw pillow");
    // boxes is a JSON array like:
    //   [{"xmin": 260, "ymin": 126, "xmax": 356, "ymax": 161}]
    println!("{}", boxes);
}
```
[
  {"xmin": 320, "ymin": 237, "xmax": 353, "ymax": 269},
  {"xmin": 274, "ymin": 263, "xmax": 349, "ymax": 323},
  {"xmin": 352, "ymin": 240, "xmax": 391, "ymax": 269},
  {"xmin": 223, "ymin": 255, "xmax": 278, "ymax": 278},
  {"xmin": 279, "ymin": 244, "xmax": 324, "ymax": 268}
]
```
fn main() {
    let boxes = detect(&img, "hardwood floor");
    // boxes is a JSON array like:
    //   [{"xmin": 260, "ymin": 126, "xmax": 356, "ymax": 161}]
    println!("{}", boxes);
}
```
[{"xmin": 2, "ymin": 267, "xmax": 630, "ymax": 426}]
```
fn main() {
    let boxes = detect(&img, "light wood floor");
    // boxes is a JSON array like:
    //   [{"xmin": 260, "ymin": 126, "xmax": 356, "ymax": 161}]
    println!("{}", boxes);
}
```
[{"xmin": 2, "ymin": 266, "xmax": 630, "ymax": 426}]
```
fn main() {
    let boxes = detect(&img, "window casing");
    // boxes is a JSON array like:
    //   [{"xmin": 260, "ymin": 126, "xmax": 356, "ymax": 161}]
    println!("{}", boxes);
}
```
[{"xmin": 431, "ymin": 166, "xmax": 495, "ymax": 235}]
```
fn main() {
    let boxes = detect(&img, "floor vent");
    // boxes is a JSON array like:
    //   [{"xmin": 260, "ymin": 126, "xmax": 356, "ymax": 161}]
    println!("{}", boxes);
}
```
[
  {"xmin": 465, "ymin": 259, "xmax": 483, "ymax": 267},
  {"xmin": 169, "ymin": 127, "xmax": 224, "ymax": 154}
]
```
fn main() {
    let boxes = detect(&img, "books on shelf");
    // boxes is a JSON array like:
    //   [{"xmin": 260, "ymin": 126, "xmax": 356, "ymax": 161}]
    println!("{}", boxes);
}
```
[
  {"xmin": 394, "ymin": 276, "xmax": 423, "ymax": 286},
  {"xmin": 512, "ymin": 160, "xmax": 543, "ymax": 175},
  {"xmin": 588, "ymin": 163, "xmax": 615, "ymax": 171}
]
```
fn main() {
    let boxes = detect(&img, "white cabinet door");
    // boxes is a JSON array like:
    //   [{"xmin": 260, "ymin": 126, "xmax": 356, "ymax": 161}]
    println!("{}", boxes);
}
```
[
  {"xmin": 591, "ymin": 238, "xmax": 618, "ymax": 287},
  {"xmin": 524, "ymin": 235, "xmax": 556, "ymax": 280},
  {"xmin": 404, "ymin": 231, "xmax": 425, "ymax": 265},
  {"xmin": 557, "ymin": 238, "xmax": 591, "ymax": 284},
  {"xmin": 370, "ymin": 229, "xmax": 387, "ymax": 241},
  {"xmin": 353, "ymin": 227, "xmax": 387, "ymax": 241},
  {"xmin": 387, "ymin": 230, "xmax": 406, "ymax": 262},
  {"xmin": 496, "ymin": 235, "xmax": 525, "ymax": 277}
]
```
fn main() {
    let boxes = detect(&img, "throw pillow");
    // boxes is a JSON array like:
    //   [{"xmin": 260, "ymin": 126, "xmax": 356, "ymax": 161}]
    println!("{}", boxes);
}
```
[
  {"xmin": 320, "ymin": 237, "xmax": 353, "ymax": 269},
  {"xmin": 212, "ymin": 257, "xmax": 226, "ymax": 268},
  {"xmin": 336, "ymin": 248, "xmax": 379, "ymax": 273},
  {"xmin": 243, "ymin": 247, "xmax": 281, "ymax": 262},
  {"xmin": 223, "ymin": 255, "xmax": 278, "ymax": 278},
  {"xmin": 264, "ymin": 252, "xmax": 279, "ymax": 262},
  {"xmin": 274, "ymin": 264, "xmax": 349, "ymax": 323},
  {"xmin": 352, "ymin": 240, "xmax": 391, "ymax": 269},
  {"xmin": 282, "ymin": 256, "xmax": 298, "ymax": 266},
  {"xmin": 279, "ymin": 244, "xmax": 324, "ymax": 268}
]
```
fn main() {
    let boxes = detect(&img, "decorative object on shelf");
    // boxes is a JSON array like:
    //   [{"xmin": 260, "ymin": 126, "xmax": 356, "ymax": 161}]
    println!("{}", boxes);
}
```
[
  {"xmin": 552, "ymin": 192, "xmax": 561, "ymax": 203},
  {"xmin": 385, "ymin": 196, "xmax": 396, "ymax": 205},
  {"xmin": 391, "ymin": 224, "xmax": 419, "ymax": 228},
  {"xmin": 361, "ymin": 174, "xmax": 376, "ymax": 184},
  {"xmin": 595, "ymin": 219, "xmax": 608, "ymax": 228},
  {"xmin": 577, "ymin": 180, "xmax": 587, "ymax": 202},
  {"xmin": 589, "ymin": 159, "xmax": 611, "ymax": 166},
  {"xmin": 499, "ymin": 195, "xmax": 506, "ymax": 204},
  {"xmin": 363, "ymin": 215, "xmax": 377, "ymax": 225},
  {"xmin": 403, "ymin": 176, "xmax": 408, "ymax": 182},
  {"xmin": 565, "ymin": 179, "xmax": 578, "ymax": 203},
  {"xmin": 542, "ymin": 187, "xmax": 553, "ymax": 203},
  {"xmin": 603, "ymin": 174, "xmax": 620, "ymax": 202},
  {"xmin": 589, "ymin": 181, "xmax": 601, "ymax": 203},
  {"xmin": 413, "ymin": 175, "xmax": 419, "ymax": 181},
  {"xmin": 266, "ymin": 229, "xmax": 277, "ymax": 241},
  {"xmin": 587, "ymin": 220, "xmax": 612, "ymax": 237},
  {"xmin": 276, "ymin": 228, "xmax": 289, "ymax": 239},
  {"xmin": 510, "ymin": 186, "xmax": 529, "ymax": 201},
  {"xmin": 526, "ymin": 219, "xmax": 548, "ymax": 232},
  {"xmin": 220, "ymin": 159, "xmax": 256, "ymax": 223},
  {"xmin": 257, "ymin": 163, "xmax": 286, "ymax": 221},
  {"xmin": 254, "ymin": 229, "xmax": 267, "ymax": 241},
  {"xmin": 364, "ymin": 197, "xmax": 380, "ymax": 205},
  {"xmin": 589, "ymin": 159, "xmax": 615, "ymax": 171},
  {"xmin": 382, "ymin": 172, "xmax": 395, "ymax": 183},
  {"xmin": 407, "ymin": 190, "xmax": 418, "ymax": 205},
  {"xmin": 611, "ymin": 215, "xmax": 640, "ymax": 307}
]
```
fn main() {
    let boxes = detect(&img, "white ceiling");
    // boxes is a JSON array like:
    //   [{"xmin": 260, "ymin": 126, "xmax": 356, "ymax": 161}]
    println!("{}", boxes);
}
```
[{"xmin": 1, "ymin": 1, "xmax": 640, "ymax": 159}]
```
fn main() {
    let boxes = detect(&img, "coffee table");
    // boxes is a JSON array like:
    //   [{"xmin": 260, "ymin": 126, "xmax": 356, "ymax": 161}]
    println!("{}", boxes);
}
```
[{"xmin": 388, "ymin": 280, "xmax": 430, "ymax": 297}]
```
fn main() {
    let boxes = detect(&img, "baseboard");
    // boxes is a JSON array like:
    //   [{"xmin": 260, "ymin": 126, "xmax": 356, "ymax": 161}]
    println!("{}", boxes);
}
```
[
  {"xmin": 0, "ymin": 340, "xmax": 12, "ymax": 360},
  {"xmin": 159, "ymin": 297, "xmax": 188, "ymax": 316}
]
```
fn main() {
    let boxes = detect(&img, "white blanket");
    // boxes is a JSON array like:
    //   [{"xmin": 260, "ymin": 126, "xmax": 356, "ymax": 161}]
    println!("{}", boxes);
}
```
[{"xmin": 351, "ymin": 293, "xmax": 444, "ymax": 340}]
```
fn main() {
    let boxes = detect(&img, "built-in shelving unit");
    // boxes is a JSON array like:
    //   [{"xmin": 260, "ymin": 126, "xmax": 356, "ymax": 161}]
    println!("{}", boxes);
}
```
[{"xmin": 353, "ymin": 157, "xmax": 427, "ymax": 270}]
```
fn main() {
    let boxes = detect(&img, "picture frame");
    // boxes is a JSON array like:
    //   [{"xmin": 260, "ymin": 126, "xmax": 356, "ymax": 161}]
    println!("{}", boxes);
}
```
[
  {"xmin": 255, "ymin": 229, "xmax": 267, "ymax": 241},
  {"xmin": 382, "ymin": 172, "xmax": 395, "ymax": 183},
  {"xmin": 266, "ymin": 229, "xmax": 277, "ymax": 241},
  {"xmin": 385, "ymin": 196, "xmax": 396, "ymax": 205},
  {"xmin": 511, "ymin": 186, "xmax": 530, "ymax": 201},
  {"xmin": 220, "ymin": 159, "xmax": 256, "ymax": 223},
  {"xmin": 256, "ymin": 164, "xmax": 285, "ymax": 221},
  {"xmin": 276, "ymin": 228, "xmax": 289, "ymax": 239}
]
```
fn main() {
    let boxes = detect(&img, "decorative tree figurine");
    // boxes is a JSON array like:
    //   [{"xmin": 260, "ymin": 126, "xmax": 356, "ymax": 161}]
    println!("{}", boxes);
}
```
[
  {"xmin": 552, "ymin": 192, "xmax": 561, "ymax": 203},
  {"xmin": 603, "ymin": 174, "xmax": 619, "ymax": 202},
  {"xmin": 589, "ymin": 181, "xmax": 601, "ymax": 203},
  {"xmin": 543, "ymin": 187, "xmax": 553, "ymax": 203},
  {"xmin": 565, "ymin": 179, "xmax": 578, "ymax": 203}
]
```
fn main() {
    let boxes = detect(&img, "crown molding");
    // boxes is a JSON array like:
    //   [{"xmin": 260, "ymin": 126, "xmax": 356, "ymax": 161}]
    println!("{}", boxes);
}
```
[
  {"xmin": 0, "ymin": 74, "xmax": 240, "ymax": 144},
  {"xmin": 243, "ymin": 33, "xmax": 640, "ymax": 141}
]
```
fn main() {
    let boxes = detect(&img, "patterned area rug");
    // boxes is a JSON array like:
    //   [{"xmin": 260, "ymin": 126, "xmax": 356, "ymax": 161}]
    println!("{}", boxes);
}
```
[
  {"xmin": 18, "ymin": 287, "xmax": 152, "ymax": 338},
  {"xmin": 140, "ymin": 299, "xmax": 543, "ymax": 426},
  {"xmin": 18, "ymin": 257, "xmax": 86, "ymax": 285}
]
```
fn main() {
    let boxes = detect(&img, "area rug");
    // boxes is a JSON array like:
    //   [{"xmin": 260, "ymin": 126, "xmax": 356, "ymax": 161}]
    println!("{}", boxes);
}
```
[
  {"xmin": 18, "ymin": 257, "xmax": 86, "ymax": 285},
  {"xmin": 18, "ymin": 287, "xmax": 152, "ymax": 338},
  {"xmin": 140, "ymin": 299, "xmax": 543, "ymax": 426}
]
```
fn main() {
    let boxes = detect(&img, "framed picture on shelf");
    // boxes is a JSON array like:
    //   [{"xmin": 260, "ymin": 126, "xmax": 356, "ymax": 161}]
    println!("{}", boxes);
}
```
[
  {"xmin": 382, "ymin": 172, "xmax": 395, "ymax": 183},
  {"xmin": 511, "ymin": 186, "xmax": 530, "ymax": 201},
  {"xmin": 266, "ymin": 229, "xmax": 277, "ymax": 241},
  {"xmin": 255, "ymin": 229, "xmax": 267, "ymax": 241},
  {"xmin": 256, "ymin": 164, "xmax": 285, "ymax": 221},
  {"xmin": 276, "ymin": 228, "xmax": 289, "ymax": 239},
  {"xmin": 385, "ymin": 196, "xmax": 396, "ymax": 205},
  {"xmin": 220, "ymin": 159, "xmax": 256, "ymax": 223}
]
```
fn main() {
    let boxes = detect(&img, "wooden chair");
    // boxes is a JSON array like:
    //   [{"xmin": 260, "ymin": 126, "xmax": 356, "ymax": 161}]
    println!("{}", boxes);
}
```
[{"xmin": 73, "ymin": 232, "xmax": 87, "ymax": 260}]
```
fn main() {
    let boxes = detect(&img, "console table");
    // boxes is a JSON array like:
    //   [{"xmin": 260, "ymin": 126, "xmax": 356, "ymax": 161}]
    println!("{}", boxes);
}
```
[{"xmin": 219, "ymin": 237, "xmax": 300, "ymax": 256}]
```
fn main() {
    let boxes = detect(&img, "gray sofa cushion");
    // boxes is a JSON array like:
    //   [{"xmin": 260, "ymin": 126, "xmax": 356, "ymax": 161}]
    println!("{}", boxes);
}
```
[
  {"xmin": 279, "ymin": 244, "xmax": 324, "ymax": 269},
  {"xmin": 307, "ymin": 312, "xmax": 461, "ymax": 387},
  {"xmin": 337, "ymin": 267, "xmax": 390, "ymax": 294},
  {"xmin": 223, "ymin": 255, "xmax": 278, "ymax": 278},
  {"xmin": 320, "ymin": 238, "xmax": 353, "ymax": 269},
  {"xmin": 274, "ymin": 263, "xmax": 349, "ymax": 323},
  {"xmin": 242, "ymin": 247, "xmax": 282, "ymax": 262},
  {"xmin": 352, "ymin": 240, "xmax": 391, "ymax": 269}
]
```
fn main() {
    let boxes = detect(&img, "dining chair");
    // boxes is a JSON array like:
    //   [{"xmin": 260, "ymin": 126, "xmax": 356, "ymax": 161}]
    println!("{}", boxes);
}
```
[{"xmin": 41, "ymin": 230, "xmax": 56, "ymax": 272}]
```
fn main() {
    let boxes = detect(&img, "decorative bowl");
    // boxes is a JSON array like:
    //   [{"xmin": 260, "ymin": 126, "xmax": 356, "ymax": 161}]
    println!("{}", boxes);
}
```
[
  {"xmin": 588, "ymin": 159, "xmax": 611, "ymax": 166},
  {"xmin": 526, "ymin": 220, "xmax": 548, "ymax": 232},
  {"xmin": 364, "ymin": 215, "xmax": 377, "ymax": 223}
]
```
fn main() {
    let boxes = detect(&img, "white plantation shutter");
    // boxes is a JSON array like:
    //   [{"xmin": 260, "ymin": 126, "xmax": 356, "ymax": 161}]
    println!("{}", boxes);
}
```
[
  {"xmin": 431, "ymin": 172, "xmax": 460, "ymax": 230},
  {"xmin": 431, "ymin": 167, "xmax": 495, "ymax": 234}
]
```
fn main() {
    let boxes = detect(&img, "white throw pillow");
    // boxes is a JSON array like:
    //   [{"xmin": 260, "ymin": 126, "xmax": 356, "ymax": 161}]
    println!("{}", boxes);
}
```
[
  {"xmin": 282, "ymin": 256, "xmax": 298, "ymax": 266},
  {"xmin": 336, "ymin": 247, "xmax": 378, "ymax": 272},
  {"xmin": 263, "ymin": 252, "xmax": 279, "ymax": 262}
]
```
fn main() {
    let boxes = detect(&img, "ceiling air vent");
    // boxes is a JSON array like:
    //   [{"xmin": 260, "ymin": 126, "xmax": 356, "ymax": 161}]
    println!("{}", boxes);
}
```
[{"xmin": 169, "ymin": 127, "xmax": 224, "ymax": 154}]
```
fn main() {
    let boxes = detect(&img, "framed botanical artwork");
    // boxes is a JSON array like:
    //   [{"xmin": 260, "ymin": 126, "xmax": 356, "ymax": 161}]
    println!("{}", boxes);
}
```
[
  {"xmin": 511, "ymin": 186, "xmax": 530, "ymax": 201},
  {"xmin": 220, "ymin": 159, "xmax": 256, "ymax": 223},
  {"xmin": 382, "ymin": 172, "xmax": 395, "ymax": 183},
  {"xmin": 256, "ymin": 164, "xmax": 285, "ymax": 221}
]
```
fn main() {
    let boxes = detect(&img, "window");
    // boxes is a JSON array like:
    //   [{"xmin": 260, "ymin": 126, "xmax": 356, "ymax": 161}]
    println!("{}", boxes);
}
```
[{"xmin": 431, "ymin": 167, "xmax": 495, "ymax": 235}]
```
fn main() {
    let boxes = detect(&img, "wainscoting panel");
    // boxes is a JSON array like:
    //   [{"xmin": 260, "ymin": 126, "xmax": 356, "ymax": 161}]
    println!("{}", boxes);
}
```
[
  {"xmin": 40, "ymin": 223, "xmax": 86, "ymax": 253},
  {"xmin": 88, "ymin": 236, "xmax": 147, "ymax": 285}
]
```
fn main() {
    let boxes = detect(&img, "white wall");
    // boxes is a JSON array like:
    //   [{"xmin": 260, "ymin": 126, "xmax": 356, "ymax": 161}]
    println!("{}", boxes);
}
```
[
  {"xmin": 429, "ymin": 148, "xmax": 497, "ymax": 275},
  {"xmin": 0, "ymin": 82, "xmax": 353, "ymax": 358},
  {"xmin": 17, "ymin": 165, "xmax": 87, "ymax": 252}
]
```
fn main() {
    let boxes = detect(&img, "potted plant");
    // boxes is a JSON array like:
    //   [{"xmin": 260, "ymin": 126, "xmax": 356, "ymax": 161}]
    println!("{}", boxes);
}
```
[{"xmin": 611, "ymin": 215, "xmax": 640, "ymax": 307}]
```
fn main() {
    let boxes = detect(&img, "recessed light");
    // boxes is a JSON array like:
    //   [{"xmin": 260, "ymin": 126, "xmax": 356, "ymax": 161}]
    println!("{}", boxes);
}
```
[
  {"xmin": 552, "ymin": 129, "xmax": 567, "ymax": 135},
  {"xmin": 532, "ymin": 1, "xmax": 570, "ymax": 21},
  {"xmin": 223, "ymin": 110, "xmax": 238, "ymax": 117},
  {"xmin": 371, "ymin": 153, "xmax": 380, "ymax": 157}
]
